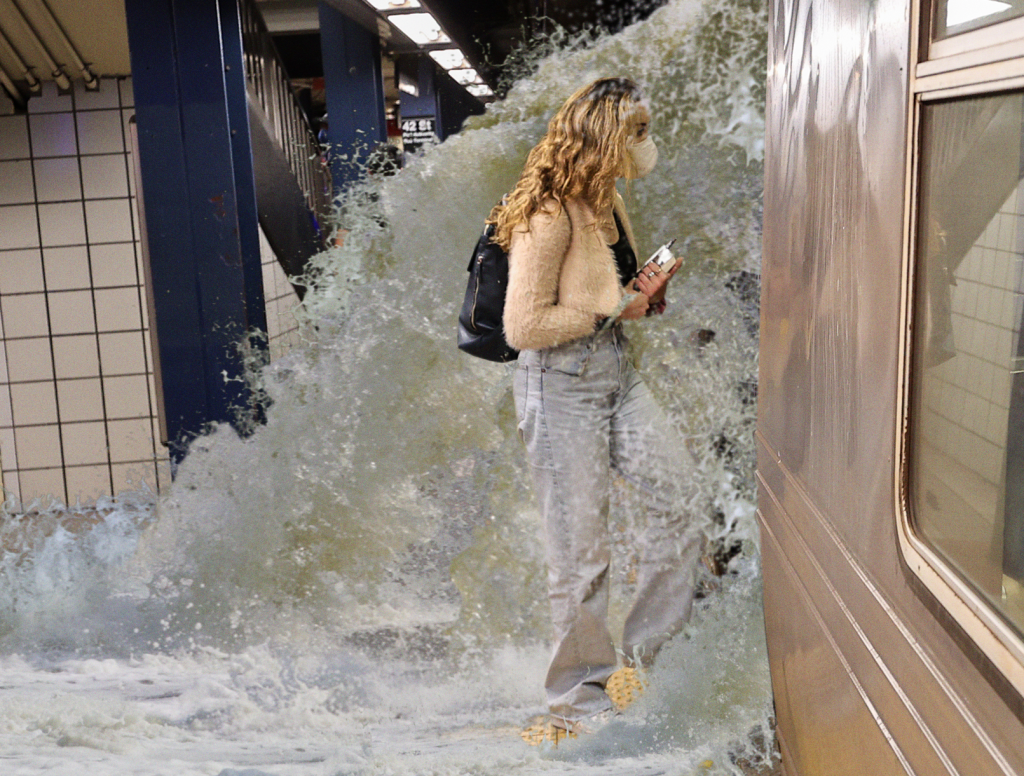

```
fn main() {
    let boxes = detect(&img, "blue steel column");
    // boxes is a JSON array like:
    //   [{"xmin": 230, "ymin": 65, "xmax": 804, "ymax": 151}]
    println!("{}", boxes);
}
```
[
  {"xmin": 318, "ymin": 1, "xmax": 387, "ymax": 193},
  {"xmin": 408, "ymin": 54, "xmax": 441, "ymax": 120},
  {"xmin": 399, "ymin": 55, "xmax": 483, "ymax": 144},
  {"xmin": 220, "ymin": 0, "xmax": 269, "ymax": 339},
  {"xmin": 124, "ymin": 0, "xmax": 268, "ymax": 463},
  {"xmin": 400, "ymin": 54, "xmax": 442, "ymax": 139},
  {"xmin": 435, "ymin": 67, "xmax": 484, "ymax": 138}
]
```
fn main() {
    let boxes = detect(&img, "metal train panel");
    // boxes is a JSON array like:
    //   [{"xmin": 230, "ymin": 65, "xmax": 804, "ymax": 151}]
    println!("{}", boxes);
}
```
[{"xmin": 759, "ymin": 0, "xmax": 1024, "ymax": 772}]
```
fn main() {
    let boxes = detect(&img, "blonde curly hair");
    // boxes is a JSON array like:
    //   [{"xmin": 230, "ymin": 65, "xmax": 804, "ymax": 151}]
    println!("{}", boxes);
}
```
[{"xmin": 489, "ymin": 77, "xmax": 648, "ymax": 250}]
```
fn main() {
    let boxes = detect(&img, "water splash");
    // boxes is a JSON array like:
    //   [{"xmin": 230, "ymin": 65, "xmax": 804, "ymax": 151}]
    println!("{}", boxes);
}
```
[{"xmin": 0, "ymin": 0, "xmax": 773, "ymax": 772}]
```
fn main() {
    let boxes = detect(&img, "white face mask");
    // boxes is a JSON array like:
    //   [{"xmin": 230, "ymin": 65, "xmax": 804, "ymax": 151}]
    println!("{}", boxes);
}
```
[{"xmin": 624, "ymin": 136, "xmax": 658, "ymax": 179}]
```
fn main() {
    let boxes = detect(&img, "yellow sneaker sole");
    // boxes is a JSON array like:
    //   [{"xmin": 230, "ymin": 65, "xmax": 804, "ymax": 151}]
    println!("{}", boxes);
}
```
[
  {"xmin": 606, "ymin": 666, "xmax": 647, "ymax": 711},
  {"xmin": 520, "ymin": 716, "xmax": 577, "ymax": 746}
]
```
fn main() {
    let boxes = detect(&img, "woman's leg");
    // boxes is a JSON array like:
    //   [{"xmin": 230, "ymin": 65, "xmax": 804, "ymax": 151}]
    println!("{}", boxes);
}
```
[
  {"xmin": 610, "ymin": 362, "xmax": 703, "ymax": 667},
  {"xmin": 514, "ymin": 341, "xmax": 620, "ymax": 721}
]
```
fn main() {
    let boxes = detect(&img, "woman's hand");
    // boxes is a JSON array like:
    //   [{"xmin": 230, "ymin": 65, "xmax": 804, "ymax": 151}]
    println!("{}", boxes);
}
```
[
  {"xmin": 634, "ymin": 258, "xmax": 680, "ymax": 302},
  {"xmin": 618, "ymin": 292, "xmax": 650, "ymax": 320}
]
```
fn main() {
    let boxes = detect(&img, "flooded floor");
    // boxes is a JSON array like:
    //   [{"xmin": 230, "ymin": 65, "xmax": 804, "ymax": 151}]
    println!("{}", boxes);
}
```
[{"xmin": 0, "ymin": 561, "xmax": 777, "ymax": 776}]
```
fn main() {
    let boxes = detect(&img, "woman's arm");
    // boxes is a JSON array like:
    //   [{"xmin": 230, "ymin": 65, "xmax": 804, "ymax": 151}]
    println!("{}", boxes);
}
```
[{"xmin": 503, "ymin": 207, "xmax": 602, "ymax": 351}]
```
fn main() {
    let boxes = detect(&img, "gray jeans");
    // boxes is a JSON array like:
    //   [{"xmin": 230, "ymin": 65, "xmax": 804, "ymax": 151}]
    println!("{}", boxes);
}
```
[{"xmin": 513, "ymin": 326, "xmax": 702, "ymax": 721}]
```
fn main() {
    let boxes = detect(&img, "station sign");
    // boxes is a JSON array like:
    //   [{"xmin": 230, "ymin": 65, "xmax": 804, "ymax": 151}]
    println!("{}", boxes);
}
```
[{"xmin": 402, "ymin": 116, "xmax": 437, "ymax": 154}]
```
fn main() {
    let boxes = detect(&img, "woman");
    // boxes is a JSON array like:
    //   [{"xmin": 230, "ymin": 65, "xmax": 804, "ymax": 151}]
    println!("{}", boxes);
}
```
[{"xmin": 491, "ymin": 78, "xmax": 703, "ymax": 737}]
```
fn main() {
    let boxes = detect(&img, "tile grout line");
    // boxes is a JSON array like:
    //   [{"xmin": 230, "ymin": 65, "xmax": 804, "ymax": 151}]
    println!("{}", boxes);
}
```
[
  {"xmin": 27, "ymin": 96, "xmax": 69, "ymax": 506},
  {"xmin": 0, "ymin": 295, "xmax": 17, "ymax": 496},
  {"xmin": 72, "ymin": 80, "xmax": 117, "ymax": 503},
  {"xmin": 119, "ymin": 76, "xmax": 162, "ymax": 493}
]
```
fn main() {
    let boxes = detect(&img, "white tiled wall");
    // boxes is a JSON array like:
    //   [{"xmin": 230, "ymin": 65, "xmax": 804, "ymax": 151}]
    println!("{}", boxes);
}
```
[
  {"xmin": 259, "ymin": 227, "xmax": 302, "ymax": 361},
  {"xmin": 919, "ymin": 183, "xmax": 1024, "ymax": 527},
  {"xmin": 0, "ymin": 78, "xmax": 168, "ymax": 506}
]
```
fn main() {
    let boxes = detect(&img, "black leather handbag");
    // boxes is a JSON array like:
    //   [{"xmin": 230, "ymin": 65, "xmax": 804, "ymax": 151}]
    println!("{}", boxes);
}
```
[{"xmin": 457, "ymin": 223, "xmax": 519, "ymax": 363}]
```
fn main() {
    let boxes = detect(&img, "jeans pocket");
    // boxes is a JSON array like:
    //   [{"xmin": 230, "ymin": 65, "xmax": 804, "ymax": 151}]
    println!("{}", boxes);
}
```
[{"xmin": 541, "ymin": 340, "xmax": 592, "ymax": 376}]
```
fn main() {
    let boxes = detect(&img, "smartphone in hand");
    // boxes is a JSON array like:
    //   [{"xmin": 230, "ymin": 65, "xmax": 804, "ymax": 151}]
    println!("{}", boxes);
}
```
[{"xmin": 640, "ymin": 239, "xmax": 677, "ymax": 273}]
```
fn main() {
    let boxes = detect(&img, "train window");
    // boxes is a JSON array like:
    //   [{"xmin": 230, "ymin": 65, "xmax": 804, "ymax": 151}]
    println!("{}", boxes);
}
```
[
  {"xmin": 934, "ymin": 0, "xmax": 1024, "ymax": 41},
  {"xmin": 923, "ymin": 0, "xmax": 1024, "ymax": 69},
  {"xmin": 910, "ymin": 90, "xmax": 1024, "ymax": 642},
  {"xmin": 901, "ymin": 0, "xmax": 1024, "ymax": 698}
]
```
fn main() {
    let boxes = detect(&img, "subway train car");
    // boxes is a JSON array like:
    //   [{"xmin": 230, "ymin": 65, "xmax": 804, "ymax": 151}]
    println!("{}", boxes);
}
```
[{"xmin": 758, "ymin": 0, "xmax": 1024, "ymax": 773}]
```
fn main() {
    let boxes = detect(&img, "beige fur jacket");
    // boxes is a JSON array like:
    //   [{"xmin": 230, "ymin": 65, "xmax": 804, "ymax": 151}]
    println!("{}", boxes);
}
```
[{"xmin": 503, "ymin": 193, "xmax": 637, "ymax": 352}]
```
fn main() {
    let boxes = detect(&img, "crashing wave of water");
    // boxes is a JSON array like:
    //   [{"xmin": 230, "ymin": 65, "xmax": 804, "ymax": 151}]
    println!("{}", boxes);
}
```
[{"xmin": 0, "ymin": 0, "xmax": 775, "ymax": 772}]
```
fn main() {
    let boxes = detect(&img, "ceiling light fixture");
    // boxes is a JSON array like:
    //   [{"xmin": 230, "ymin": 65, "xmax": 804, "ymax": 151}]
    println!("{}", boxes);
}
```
[
  {"xmin": 364, "ymin": 0, "xmax": 422, "ymax": 10},
  {"xmin": 447, "ymin": 68, "xmax": 481, "ymax": 86},
  {"xmin": 429, "ymin": 48, "xmax": 469, "ymax": 70},
  {"xmin": 387, "ymin": 12, "xmax": 450, "ymax": 44}
]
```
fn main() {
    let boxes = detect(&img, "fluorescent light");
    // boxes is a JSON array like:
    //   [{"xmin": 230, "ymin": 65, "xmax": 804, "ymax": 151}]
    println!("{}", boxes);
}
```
[
  {"xmin": 448, "ymin": 68, "xmax": 481, "ymax": 86},
  {"xmin": 388, "ymin": 13, "xmax": 450, "ymax": 44},
  {"xmin": 945, "ymin": 0, "xmax": 1010, "ymax": 27},
  {"xmin": 429, "ymin": 49, "xmax": 469, "ymax": 70},
  {"xmin": 466, "ymin": 84, "xmax": 493, "ymax": 98},
  {"xmin": 364, "ymin": 0, "xmax": 421, "ymax": 10}
]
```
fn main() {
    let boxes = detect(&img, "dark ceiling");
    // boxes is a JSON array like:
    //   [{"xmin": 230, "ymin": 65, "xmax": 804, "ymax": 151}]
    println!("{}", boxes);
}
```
[
  {"xmin": 269, "ymin": 0, "xmax": 668, "ymax": 95},
  {"xmin": 424, "ymin": 0, "xmax": 669, "ymax": 90}
]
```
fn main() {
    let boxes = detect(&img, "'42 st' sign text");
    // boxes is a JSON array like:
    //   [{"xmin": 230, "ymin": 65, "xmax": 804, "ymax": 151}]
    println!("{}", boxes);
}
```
[{"xmin": 402, "ymin": 116, "xmax": 437, "ymax": 153}]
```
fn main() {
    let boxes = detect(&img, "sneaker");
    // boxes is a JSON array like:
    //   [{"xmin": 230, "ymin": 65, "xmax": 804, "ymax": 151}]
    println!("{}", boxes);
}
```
[
  {"xmin": 520, "ymin": 709, "xmax": 619, "ymax": 745},
  {"xmin": 520, "ymin": 715, "xmax": 576, "ymax": 746},
  {"xmin": 605, "ymin": 666, "xmax": 647, "ymax": 711}
]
